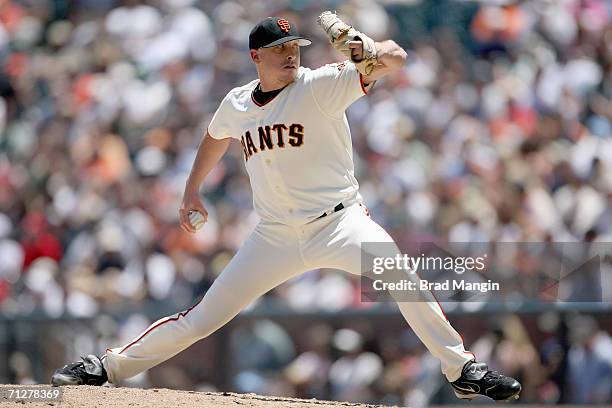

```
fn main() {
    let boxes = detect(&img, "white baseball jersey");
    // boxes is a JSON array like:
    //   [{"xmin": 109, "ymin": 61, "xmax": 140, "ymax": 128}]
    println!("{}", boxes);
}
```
[
  {"xmin": 101, "ymin": 60, "xmax": 476, "ymax": 387},
  {"xmin": 208, "ymin": 61, "xmax": 369, "ymax": 226}
]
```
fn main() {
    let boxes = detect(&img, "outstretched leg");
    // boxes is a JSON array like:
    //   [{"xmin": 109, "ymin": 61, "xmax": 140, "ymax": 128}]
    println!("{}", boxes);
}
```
[
  {"xmin": 300, "ymin": 203, "xmax": 520, "ymax": 400},
  {"xmin": 52, "ymin": 221, "xmax": 310, "ymax": 385}
]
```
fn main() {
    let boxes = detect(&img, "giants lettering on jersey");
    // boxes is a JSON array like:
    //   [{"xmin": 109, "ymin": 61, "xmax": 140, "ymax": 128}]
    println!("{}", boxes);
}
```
[{"xmin": 240, "ymin": 123, "xmax": 304, "ymax": 161}]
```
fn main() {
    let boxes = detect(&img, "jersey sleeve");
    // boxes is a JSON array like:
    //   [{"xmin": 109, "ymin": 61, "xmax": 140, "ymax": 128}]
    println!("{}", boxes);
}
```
[
  {"xmin": 308, "ymin": 61, "xmax": 371, "ymax": 117},
  {"xmin": 207, "ymin": 94, "xmax": 237, "ymax": 140}
]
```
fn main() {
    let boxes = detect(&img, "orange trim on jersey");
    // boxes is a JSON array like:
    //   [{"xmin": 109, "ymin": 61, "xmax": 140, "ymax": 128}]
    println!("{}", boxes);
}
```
[
  {"xmin": 206, "ymin": 127, "xmax": 232, "ymax": 140},
  {"xmin": 116, "ymin": 297, "xmax": 204, "ymax": 355},
  {"xmin": 359, "ymin": 74, "xmax": 369, "ymax": 95},
  {"xmin": 206, "ymin": 127, "xmax": 217, "ymax": 138},
  {"xmin": 251, "ymin": 91, "xmax": 265, "ymax": 107},
  {"xmin": 359, "ymin": 202, "xmax": 371, "ymax": 217}
]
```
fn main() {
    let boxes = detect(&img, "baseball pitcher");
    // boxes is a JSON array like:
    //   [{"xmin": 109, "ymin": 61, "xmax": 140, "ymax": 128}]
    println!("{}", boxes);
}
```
[{"xmin": 51, "ymin": 13, "xmax": 521, "ymax": 402}]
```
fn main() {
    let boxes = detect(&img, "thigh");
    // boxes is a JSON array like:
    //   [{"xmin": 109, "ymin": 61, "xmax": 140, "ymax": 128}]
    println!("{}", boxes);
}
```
[
  {"xmin": 186, "ymin": 222, "xmax": 310, "ymax": 333},
  {"xmin": 304, "ymin": 203, "xmax": 399, "ymax": 276},
  {"xmin": 215, "ymin": 221, "xmax": 309, "ymax": 298}
]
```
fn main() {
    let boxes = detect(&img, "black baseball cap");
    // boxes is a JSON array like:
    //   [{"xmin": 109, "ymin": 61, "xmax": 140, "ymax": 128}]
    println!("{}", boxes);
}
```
[{"xmin": 249, "ymin": 17, "xmax": 312, "ymax": 49}]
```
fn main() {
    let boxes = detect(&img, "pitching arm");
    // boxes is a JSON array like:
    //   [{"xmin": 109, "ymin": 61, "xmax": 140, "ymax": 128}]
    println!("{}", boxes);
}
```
[
  {"xmin": 185, "ymin": 132, "xmax": 231, "ymax": 193},
  {"xmin": 180, "ymin": 132, "xmax": 231, "ymax": 233},
  {"xmin": 350, "ymin": 40, "xmax": 407, "ymax": 84}
]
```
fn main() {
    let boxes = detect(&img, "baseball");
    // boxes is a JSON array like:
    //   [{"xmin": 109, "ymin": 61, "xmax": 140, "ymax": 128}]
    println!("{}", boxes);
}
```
[{"xmin": 188, "ymin": 210, "xmax": 206, "ymax": 230}]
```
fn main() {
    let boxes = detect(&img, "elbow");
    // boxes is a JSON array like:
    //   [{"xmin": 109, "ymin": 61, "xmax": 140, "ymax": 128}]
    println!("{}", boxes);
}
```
[
  {"xmin": 397, "ymin": 47, "xmax": 408, "ymax": 65},
  {"xmin": 386, "ymin": 41, "xmax": 407, "ymax": 70},
  {"xmin": 393, "ymin": 43, "xmax": 408, "ymax": 67}
]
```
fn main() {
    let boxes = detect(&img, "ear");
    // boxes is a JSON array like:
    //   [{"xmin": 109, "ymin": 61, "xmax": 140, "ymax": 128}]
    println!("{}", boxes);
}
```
[{"xmin": 250, "ymin": 49, "xmax": 260, "ymax": 63}]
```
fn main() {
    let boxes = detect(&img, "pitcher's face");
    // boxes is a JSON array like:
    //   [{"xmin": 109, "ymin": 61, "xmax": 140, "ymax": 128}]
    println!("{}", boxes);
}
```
[{"xmin": 252, "ymin": 40, "xmax": 300, "ymax": 83}]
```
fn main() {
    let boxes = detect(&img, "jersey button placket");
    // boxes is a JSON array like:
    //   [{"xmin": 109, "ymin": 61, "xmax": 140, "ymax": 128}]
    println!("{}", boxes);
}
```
[
  {"xmin": 267, "ymin": 160, "xmax": 293, "ymax": 214},
  {"xmin": 262, "ymin": 152, "xmax": 290, "ymax": 218},
  {"xmin": 272, "ymin": 158, "xmax": 299, "ymax": 217}
]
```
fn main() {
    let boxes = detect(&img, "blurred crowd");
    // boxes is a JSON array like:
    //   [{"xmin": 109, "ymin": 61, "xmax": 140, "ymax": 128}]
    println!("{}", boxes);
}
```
[
  {"xmin": 0, "ymin": 0, "xmax": 611, "ymax": 405},
  {"xmin": 9, "ymin": 311, "xmax": 612, "ymax": 405},
  {"xmin": 223, "ymin": 312, "xmax": 612, "ymax": 405}
]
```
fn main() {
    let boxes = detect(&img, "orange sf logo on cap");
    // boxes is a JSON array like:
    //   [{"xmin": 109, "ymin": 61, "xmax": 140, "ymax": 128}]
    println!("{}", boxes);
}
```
[{"xmin": 277, "ymin": 19, "xmax": 291, "ymax": 33}]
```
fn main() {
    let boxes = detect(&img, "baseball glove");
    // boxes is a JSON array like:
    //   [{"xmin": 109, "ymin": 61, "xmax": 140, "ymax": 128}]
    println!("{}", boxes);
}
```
[{"xmin": 317, "ymin": 11, "xmax": 377, "ymax": 75}]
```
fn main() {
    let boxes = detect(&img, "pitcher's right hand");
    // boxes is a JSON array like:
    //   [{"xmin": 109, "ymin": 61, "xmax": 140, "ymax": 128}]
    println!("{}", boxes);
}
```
[{"xmin": 179, "ymin": 190, "xmax": 208, "ymax": 233}]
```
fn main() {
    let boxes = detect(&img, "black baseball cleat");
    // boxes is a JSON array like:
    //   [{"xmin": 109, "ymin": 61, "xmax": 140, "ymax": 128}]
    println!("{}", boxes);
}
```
[
  {"xmin": 51, "ymin": 355, "xmax": 108, "ymax": 386},
  {"xmin": 451, "ymin": 361, "xmax": 521, "ymax": 402}
]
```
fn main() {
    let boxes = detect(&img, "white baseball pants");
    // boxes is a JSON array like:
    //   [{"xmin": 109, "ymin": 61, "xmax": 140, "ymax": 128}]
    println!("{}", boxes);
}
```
[{"xmin": 102, "ymin": 202, "xmax": 474, "ymax": 384}]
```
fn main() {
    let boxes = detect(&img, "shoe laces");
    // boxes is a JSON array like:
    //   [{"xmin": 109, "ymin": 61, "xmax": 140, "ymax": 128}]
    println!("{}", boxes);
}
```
[
  {"xmin": 485, "ymin": 370, "xmax": 503, "ymax": 380},
  {"xmin": 67, "ymin": 361, "xmax": 87, "ymax": 376},
  {"xmin": 79, "ymin": 355, "xmax": 105, "ymax": 378}
]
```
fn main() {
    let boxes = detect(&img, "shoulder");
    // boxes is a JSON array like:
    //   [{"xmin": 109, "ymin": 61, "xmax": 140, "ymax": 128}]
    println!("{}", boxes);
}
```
[
  {"xmin": 222, "ymin": 80, "xmax": 259, "ymax": 109},
  {"xmin": 292, "ymin": 66, "xmax": 312, "ymax": 84},
  {"xmin": 323, "ymin": 61, "xmax": 353, "ymax": 72},
  {"xmin": 305, "ymin": 61, "xmax": 357, "ymax": 81}
]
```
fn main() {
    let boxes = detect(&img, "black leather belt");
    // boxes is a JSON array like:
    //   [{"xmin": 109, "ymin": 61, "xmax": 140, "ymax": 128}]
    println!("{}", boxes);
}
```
[{"xmin": 316, "ymin": 202, "xmax": 345, "ymax": 219}]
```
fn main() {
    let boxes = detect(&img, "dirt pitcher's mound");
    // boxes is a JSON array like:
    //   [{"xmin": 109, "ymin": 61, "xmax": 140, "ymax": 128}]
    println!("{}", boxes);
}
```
[{"xmin": 0, "ymin": 385, "xmax": 393, "ymax": 408}]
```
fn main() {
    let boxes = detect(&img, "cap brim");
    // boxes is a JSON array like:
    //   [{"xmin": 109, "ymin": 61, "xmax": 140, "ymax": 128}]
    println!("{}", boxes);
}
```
[{"xmin": 262, "ymin": 36, "xmax": 312, "ymax": 48}]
